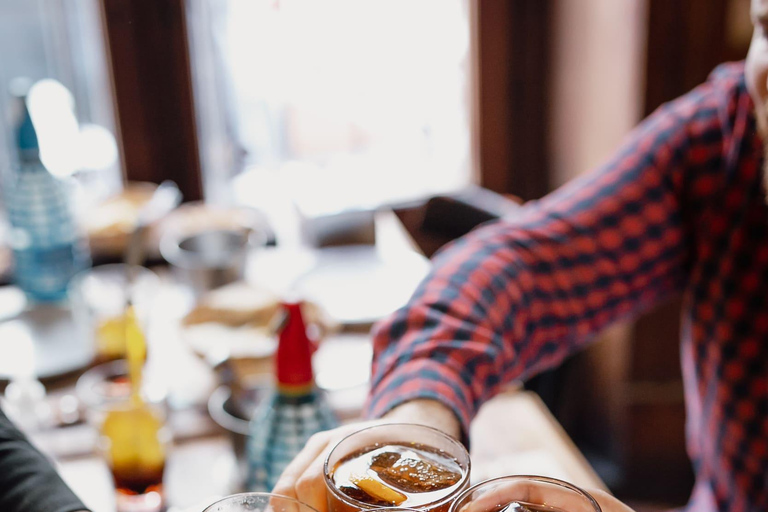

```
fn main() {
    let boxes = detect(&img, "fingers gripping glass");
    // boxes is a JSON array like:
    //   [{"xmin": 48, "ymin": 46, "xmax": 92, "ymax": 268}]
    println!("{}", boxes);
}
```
[{"xmin": 449, "ymin": 476, "xmax": 602, "ymax": 512}]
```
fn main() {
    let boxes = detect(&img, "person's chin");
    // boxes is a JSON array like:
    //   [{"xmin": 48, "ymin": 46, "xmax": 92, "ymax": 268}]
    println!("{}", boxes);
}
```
[
  {"xmin": 756, "ymin": 104, "xmax": 768, "ymax": 139},
  {"xmin": 761, "ymin": 123, "xmax": 768, "ymax": 199},
  {"xmin": 756, "ymin": 107, "xmax": 768, "ymax": 198}
]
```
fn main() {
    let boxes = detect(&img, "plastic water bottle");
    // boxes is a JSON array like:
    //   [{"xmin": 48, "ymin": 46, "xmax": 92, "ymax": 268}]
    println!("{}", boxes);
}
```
[{"xmin": 3, "ymin": 85, "xmax": 90, "ymax": 302}]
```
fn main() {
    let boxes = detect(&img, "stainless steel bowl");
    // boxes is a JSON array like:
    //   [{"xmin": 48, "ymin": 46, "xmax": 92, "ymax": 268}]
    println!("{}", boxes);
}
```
[
  {"xmin": 207, "ymin": 384, "xmax": 268, "ymax": 487},
  {"xmin": 161, "ymin": 228, "xmax": 266, "ymax": 295}
]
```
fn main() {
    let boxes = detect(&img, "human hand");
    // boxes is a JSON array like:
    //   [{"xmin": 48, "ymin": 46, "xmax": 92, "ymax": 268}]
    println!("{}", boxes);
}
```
[
  {"xmin": 272, "ymin": 399, "xmax": 461, "ymax": 512},
  {"xmin": 456, "ymin": 479, "xmax": 634, "ymax": 512},
  {"xmin": 588, "ymin": 489, "xmax": 636, "ymax": 512}
]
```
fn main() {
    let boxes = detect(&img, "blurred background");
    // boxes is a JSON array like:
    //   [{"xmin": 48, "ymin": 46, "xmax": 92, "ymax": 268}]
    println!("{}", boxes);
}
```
[{"xmin": 0, "ymin": 1, "xmax": 755, "ymax": 511}]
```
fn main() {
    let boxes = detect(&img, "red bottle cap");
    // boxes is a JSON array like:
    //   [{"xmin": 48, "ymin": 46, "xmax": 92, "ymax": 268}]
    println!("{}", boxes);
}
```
[{"xmin": 275, "ymin": 302, "xmax": 314, "ymax": 393}]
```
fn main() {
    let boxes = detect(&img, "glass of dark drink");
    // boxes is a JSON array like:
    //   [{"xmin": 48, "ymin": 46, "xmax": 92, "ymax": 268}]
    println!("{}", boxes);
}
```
[
  {"xmin": 324, "ymin": 423, "xmax": 471, "ymax": 512},
  {"xmin": 100, "ymin": 399, "xmax": 169, "ymax": 512},
  {"xmin": 77, "ymin": 360, "xmax": 170, "ymax": 512},
  {"xmin": 449, "ymin": 476, "xmax": 602, "ymax": 512},
  {"xmin": 69, "ymin": 264, "xmax": 159, "ymax": 364}
]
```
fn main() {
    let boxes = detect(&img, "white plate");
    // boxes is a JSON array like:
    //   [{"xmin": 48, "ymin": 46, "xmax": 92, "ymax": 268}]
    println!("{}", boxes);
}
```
[
  {"xmin": 0, "ymin": 299, "xmax": 94, "ymax": 380},
  {"xmin": 181, "ymin": 323, "xmax": 277, "ymax": 361},
  {"xmin": 293, "ymin": 245, "xmax": 430, "ymax": 326}
]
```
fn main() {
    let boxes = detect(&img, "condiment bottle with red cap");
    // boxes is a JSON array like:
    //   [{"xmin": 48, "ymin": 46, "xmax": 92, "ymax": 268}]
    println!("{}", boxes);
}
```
[{"xmin": 246, "ymin": 301, "xmax": 338, "ymax": 491}]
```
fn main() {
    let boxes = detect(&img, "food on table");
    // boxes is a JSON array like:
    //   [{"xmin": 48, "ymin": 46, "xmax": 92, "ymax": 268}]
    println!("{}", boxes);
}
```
[
  {"xmin": 182, "ymin": 283, "xmax": 280, "ymax": 328},
  {"xmin": 85, "ymin": 182, "xmax": 159, "ymax": 257}
]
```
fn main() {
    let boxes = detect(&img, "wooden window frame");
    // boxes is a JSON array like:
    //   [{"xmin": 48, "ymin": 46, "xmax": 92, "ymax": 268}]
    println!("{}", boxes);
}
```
[
  {"xmin": 99, "ymin": 0, "xmax": 203, "ymax": 202},
  {"xmin": 475, "ymin": 0, "xmax": 553, "ymax": 201}
]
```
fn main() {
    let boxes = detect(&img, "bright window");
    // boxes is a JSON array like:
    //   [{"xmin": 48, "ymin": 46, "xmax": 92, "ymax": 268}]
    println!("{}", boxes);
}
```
[
  {"xmin": 0, "ymin": 0, "xmax": 119, "ymax": 264},
  {"xmin": 189, "ymin": 0, "xmax": 475, "ymax": 220}
]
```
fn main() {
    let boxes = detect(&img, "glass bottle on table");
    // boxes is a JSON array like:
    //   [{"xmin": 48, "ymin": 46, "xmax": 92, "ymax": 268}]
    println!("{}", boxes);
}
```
[
  {"xmin": 246, "ymin": 301, "xmax": 338, "ymax": 491},
  {"xmin": 3, "ymin": 79, "xmax": 90, "ymax": 302}
]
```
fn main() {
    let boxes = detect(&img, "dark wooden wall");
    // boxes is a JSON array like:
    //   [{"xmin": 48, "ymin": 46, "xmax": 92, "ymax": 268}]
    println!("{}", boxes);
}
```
[
  {"xmin": 477, "ymin": 0, "xmax": 751, "ymax": 504},
  {"xmin": 476, "ymin": 0, "xmax": 553, "ymax": 201},
  {"xmin": 621, "ymin": 0, "xmax": 749, "ymax": 503},
  {"xmin": 644, "ymin": 0, "xmax": 735, "ymax": 116},
  {"xmin": 100, "ymin": 0, "xmax": 202, "ymax": 202}
]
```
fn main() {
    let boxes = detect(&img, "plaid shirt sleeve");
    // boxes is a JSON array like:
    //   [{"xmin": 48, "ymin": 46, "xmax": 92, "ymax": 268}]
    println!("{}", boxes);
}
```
[{"xmin": 363, "ymin": 72, "xmax": 729, "ymax": 435}]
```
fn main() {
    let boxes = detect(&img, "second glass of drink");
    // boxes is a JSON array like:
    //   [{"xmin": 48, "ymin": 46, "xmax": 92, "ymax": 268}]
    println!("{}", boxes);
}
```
[{"xmin": 449, "ymin": 475, "xmax": 602, "ymax": 512}]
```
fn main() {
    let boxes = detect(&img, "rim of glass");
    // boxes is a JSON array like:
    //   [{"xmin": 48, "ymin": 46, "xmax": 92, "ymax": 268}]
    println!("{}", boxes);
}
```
[
  {"xmin": 159, "ymin": 226, "xmax": 268, "ymax": 269},
  {"xmin": 450, "ymin": 475, "xmax": 602, "ymax": 512},
  {"xmin": 366, "ymin": 508, "xmax": 422, "ymax": 512},
  {"xmin": 323, "ymin": 422, "xmax": 471, "ymax": 510},
  {"xmin": 75, "ymin": 359, "xmax": 166, "ymax": 410},
  {"xmin": 69, "ymin": 263, "xmax": 160, "ymax": 304},
  {"xmin": 69, "ymin": 262, "xmax": 160, "ymax": 286},
  {"xmin": 202, "ymin": 492, "xmax": 321, "ymax": 512}
]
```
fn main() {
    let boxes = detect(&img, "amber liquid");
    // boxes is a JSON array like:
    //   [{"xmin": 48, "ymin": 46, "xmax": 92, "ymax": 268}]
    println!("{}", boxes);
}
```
[
  {"xmin": 113, "ymin": 463, "xmax": 164, "ymax": 496},
  {"xmin": 101, "ymin": 403, "xmax": 166, "ymax": 504},
  {"xmin": 104, "ymin": 305, "xmax": 163, "ymax": 511},
  {"xmin": 329, "ymin": 443, "xmax": 466, "ymax": 512},
  {"xmin": 94, "ymin": 312, "xmax": 148, "ymax": 364}
]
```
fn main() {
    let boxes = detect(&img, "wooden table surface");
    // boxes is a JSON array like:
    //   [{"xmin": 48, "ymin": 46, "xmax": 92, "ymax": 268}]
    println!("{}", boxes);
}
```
[
  {"xmin": 469, "ymin": 389, "xmax": 606, "ymax": 491},
  {"xmin": 20, "ymin": 209, "xmax": 604, "ymax": 512},
  {"xmin": 53, "ymin": 385, "xmax": 605, "ymax": 512}
]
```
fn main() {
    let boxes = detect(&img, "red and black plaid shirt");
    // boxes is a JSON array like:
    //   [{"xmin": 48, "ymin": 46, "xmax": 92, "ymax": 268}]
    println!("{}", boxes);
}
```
[{"xmin": 365, "ymin": 62, "xmax": 768, "ymax": 512}]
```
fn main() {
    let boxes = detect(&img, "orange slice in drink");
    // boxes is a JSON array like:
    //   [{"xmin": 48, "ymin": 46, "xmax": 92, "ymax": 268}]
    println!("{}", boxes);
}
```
[{"xmin": 349, "ymin": 473, "xmax": 407, "ymax": 505}]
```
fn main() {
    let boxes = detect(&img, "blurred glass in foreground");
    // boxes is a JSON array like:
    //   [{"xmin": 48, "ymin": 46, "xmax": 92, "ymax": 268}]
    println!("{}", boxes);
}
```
[
  {"xmin": 69, "ymin": 263, "xmax": 159, "ymax": 363},
  {"xmin": 77, "ymin": 361, "xmax": 170, "ymax": 511},
  {"xmin": 202, "ymin": 492, "xmax": 320, "ymax": 512}
]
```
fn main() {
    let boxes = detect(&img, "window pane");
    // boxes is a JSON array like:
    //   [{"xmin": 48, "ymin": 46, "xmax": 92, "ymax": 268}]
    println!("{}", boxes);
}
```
[
  {"xmin": 189, "ymin": 0, "xmax": 474, "ymax": 212},
  {"xmin": 0, "ymin": 0, "xmax": 121, "ymax": 202}
]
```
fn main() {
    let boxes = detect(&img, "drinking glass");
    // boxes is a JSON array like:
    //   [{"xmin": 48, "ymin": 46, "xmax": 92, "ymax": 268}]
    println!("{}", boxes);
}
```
[
  {"xmin": 324, "ymin": 423, "xmax": 471, "ymax": 512},
  {"xmin": 201, "ymin": 492, "xmax": 320, "ymax": 512},
  {"xmin": 449, "ymin": 475, "xmax": 602, "ymax": 512},
  {"xmin": 77, "ymin": 360, "xmax": 170, "ymax": 512},
  {"xmin": 69, "ymin": 263, "xmax": 159, "ymax": 363}
]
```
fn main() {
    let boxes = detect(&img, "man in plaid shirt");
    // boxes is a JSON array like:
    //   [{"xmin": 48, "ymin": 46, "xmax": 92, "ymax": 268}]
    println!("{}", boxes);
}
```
[{"xmin": 275, "ymin": 2, "xmax": 768, "ymax": 510}]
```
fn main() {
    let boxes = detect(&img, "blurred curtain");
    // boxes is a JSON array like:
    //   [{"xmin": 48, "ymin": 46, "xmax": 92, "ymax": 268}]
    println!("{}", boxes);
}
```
[{"xmin": 185, "ymin": 0, "xmax": 246, "ymax": 205}]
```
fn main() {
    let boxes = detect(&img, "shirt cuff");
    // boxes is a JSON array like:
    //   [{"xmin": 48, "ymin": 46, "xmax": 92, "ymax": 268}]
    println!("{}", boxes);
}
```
[{"xmin": 363, "ymin": 358, "xmax": 475, "ymax": 447}]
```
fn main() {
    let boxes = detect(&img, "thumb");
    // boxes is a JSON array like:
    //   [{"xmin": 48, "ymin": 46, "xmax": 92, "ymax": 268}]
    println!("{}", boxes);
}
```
[{"xmin": 587, "ymin": 489, "xmax": 636, "ymax": 512}]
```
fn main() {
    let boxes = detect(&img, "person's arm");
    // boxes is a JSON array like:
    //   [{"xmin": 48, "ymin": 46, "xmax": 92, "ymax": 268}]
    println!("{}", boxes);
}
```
[
  {"xmin": 363, "ymin": 76, "xmax": 718, "ymax": 436},
  {"xmin": 0, "ymin": 408, "xmax": 90, "ymax": 512},
  {"xmin": 274, "ymin": 92, "xmax": 697, "ymax": 511},
  {"xmin": 273, "ymin": 64, "xmax": 739, "ymax": 512}
]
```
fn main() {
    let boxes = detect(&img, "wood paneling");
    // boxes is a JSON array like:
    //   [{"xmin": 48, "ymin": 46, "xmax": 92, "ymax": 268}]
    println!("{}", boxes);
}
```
[
  {"xmin": 100, "ymin": 0, "xmax": 202, "ymax": 201},
  {"xmin": 476, "ymin": 0, "xmax": 552, "ymax": 201},
  {"xmin": 617, "ymin": 0, "xmax": 749, "ymax": 502},
  {"xmin": 542, "ymin": 0, "xmax": 750, "ymax": 503},
  {"xmin": 644, "ymin": 0, "xmax": 731, "ymax": 115}
]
